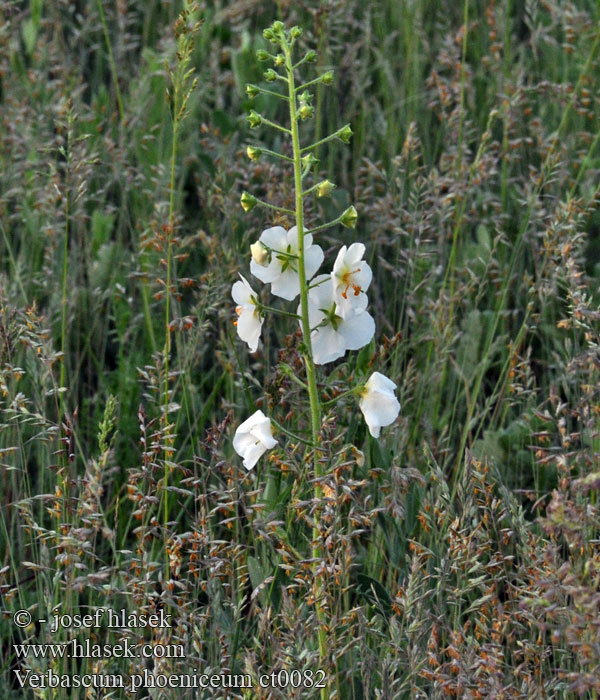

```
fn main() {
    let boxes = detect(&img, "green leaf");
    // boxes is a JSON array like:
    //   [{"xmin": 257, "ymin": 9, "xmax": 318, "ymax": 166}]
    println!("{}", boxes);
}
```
[
  {"xmin": 355, "ymin": 573, "xmax": 393, "ymax": 618},
  {"xmin": 404, "ymin": 482, "xmax": 421, "ymax": 537},
  {"xmin": 370, "ymin": 437, "xmax": 391, "ymax": 470},
  {"xmin": 246, "ymin": 555, "xmax": 267, "ymax": 605}
]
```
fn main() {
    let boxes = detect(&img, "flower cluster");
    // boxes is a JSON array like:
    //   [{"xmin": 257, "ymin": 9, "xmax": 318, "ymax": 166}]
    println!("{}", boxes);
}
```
[{"xmin": 231, "ymin": 225, "xmax": 400, "ymax": 466}]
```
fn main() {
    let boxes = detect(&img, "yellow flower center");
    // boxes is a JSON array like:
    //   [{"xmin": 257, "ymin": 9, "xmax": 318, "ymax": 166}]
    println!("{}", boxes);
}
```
[{"xmin": 341, "ymin": 268, "xmax": 361, "ymax": 299}]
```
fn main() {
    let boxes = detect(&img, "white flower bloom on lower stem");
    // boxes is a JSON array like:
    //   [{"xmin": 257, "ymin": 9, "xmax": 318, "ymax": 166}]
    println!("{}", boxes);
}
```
[
  {"xmin": 231, "ymin": 274, "xmax": 263, "ymax": 353},
  {"xmin": 233, "ymin": 410, "xmax": 277, "ymax": 470},
  {"xmin": 302, "ymin": 275, "xmax": 375, "ymax": 365},
  {"xmin": 250, "ymin": 225, "xmax": 324, "ymax": 301},
  {"xmin": 359, "ymin": 372, "xmax": 400, "ymax": 438},
  {"xmin": 331, "ymin": 242, "xmax": 372, "ymax": 319}
]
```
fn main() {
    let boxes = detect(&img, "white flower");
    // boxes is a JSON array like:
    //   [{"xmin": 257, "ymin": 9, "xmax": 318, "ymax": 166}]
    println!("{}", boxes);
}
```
[
  {"xmin": 233, "ymin": 410, "xmax": 277, "ymax": 469},
  {"xmin": 331, "ymin": 243, "xmax": 372, "ymax": 319},
  {"xmin": 302, "ymin": 275, "xmax": 375, "ymax": 365},
  {"xmin": 358, "ymin": 372, "xmax": 400, "ymax": 438},
  {"xmin": 250, "ymin": 225, "xmax": 324, "ymax": 300},
  {"xmin": 231, "ymin": 274, "xmax": 263, "ymax": 353}
]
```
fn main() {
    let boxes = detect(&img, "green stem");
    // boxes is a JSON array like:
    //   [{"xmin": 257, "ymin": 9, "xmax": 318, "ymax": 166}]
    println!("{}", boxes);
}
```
[
  {"xmin": 253, "ymin": 197, "xmax": 295, "ymax": 215},
  {"xmin": 322, "ymin": 387, "xmax": 357, "ymax": 406},
  {"xmin": 283, "ymin": 39, "xmax": 329, "ymax": 700},
  {"xmin": 300, "ymin": 125, "xmax": 349, "ymax": 153},
  {"xmin": 260, "ymin": 116, "xmax": 292, "ymax": 134},
  {"xmin": 259, "ymin": 304, "xmax": 301, "ymax": 320},
  {"xmin": 250, "ymin": 146, "xmax": 294, "ymax": 162},
  {"xmin": 95, "ymin": 0, "xmax": 125, "ymax": 126},
  {"xmin": 270, "ymin": 418, "xmax": 323, "ymax": 448},
  {"xmin": 248, "ymin": 84, "xmax": 289, "ymax": 101},
  {"xmin": 305, "ymin": 215, "xmax": 343, "ymax": 236}
]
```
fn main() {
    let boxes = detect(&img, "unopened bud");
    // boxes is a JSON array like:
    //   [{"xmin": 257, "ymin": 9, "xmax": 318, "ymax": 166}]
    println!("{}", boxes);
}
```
[
  {"xmin": 240, "ymin": 191, "xmax": 257, "ymax": 212},
  {"xmin": 264, "ymin": 69, "xmax": 277, "ymax": 82},
  {"xmin": 321, "ymin": 70, "xmax": 334, "ymax": 85},
  {"xmin": 246, "ymin": 84, "xmax": 259, "ymax": 99},
  {"xmin": 246, "ymin": 145, "xmax": 261, "ymax": 161},
  {"xmin": 317, "ymin": 180, "xmax": 335, "ymax": 197},
  {"xmin": 305, "ymin": 50, "xmax": 317, "ymax": 63},
  {"xmin": 340, "ymin": 205, "xmax": 358, "ymax": 229},
  {"xmin": 275, "ymin": 54, "xmax": 285, "ymax": 66},
  {"xmin": 256, "ymin": 49, "xmax": 270, "ymax": 61},
  {"xmin": 301, "ymin": 153, "xmax": 319, "ymax": 168},
  {"xmin": 263, "ymin": 28, "xmax": 275, "ymax": 41},
  {"xmin": 299, "ymin": 104, "xmax": 314, "ymax": 120},
  {"xmin": 247, "ymin": 110, "xmax": 262, "ymax": 128},
  {"xmin": 337, "ymin": 124, "xmax": 353, "ymax": 144},
  {"xmin": 290, "ymin": 26, "xmax": 302, "ymax": 39},
  {"xmin": 272, "ymin": 21, "xmax": 285, "ymax": 33},
  {"xmin": 250, "ymin": 241, "xmax": 269, "ymax": 267}
]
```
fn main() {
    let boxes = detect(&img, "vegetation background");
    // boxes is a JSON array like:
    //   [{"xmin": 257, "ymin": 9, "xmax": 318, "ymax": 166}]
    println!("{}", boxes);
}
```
[{"xmin": 1, "ymin": 0, "xmax": 600, "ymax": 697}]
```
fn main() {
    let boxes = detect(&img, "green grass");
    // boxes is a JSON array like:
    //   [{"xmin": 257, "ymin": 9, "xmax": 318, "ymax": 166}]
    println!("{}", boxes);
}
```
[{"xmin": 2, "ymin": 1, "xmax": 600, "ymax": 698}]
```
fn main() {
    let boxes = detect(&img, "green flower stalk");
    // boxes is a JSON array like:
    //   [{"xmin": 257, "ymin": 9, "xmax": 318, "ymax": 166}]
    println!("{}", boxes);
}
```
[{"xmin": 233, "ymin": 20, "xmax": 400, "ymax": 697}]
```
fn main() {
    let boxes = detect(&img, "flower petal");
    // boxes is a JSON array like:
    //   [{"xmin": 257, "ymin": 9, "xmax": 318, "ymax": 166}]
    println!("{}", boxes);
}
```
[
  {"xmin": 305, "ymin": 243, "xmax": 324, "ymax": 281},
  {"xmin": 251, "ymin": 421, "xmax": 278, "ymax": 450},
  {"xmin": 250, "ymin": 257, "xmax": 281, "ymax": 284},
  {"xmin": 312, "ymin": 324, "xmax": 347, "ymax": 364},
  {"xmin": 236, "ymin": 307, "xmax": 262, "ymax": 353},
  {"xmin": 259, "ymin": 226, "xmax": 289, "ymax": 250},
  {"xmin": 338, "ymin": 311, "xmax": 375, "ymax": 351},
  {"xmin": 236, "ymin": 409, "xmax": 269, "ymax": 434},
  {"xmin": 335, "ymin": 289, "xmax": 369, "ymax": 319},
  {"xmin": 361, "ymin": 394, "xmax": 400, "ymax": 431},
  {"xmin": 241, "ymin": 441, "xmax": 267, "ymax": 470},
  {"xmin": 345, "ymin": 242, "xmax": 366, "ymax": 266},
  {"xmin": 365, "ymin": 372, "xmax": 397, "ymax": 395},
  {"xmin": 271, "ymin": 265, "xmax": 301, "ymax": 300},
  {"xmin": 231, "ymin": 275, "xmax": 252, "ymax": 305}
]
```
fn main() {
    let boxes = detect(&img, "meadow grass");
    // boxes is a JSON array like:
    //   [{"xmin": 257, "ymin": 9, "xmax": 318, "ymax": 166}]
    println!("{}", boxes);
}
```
[{"xmin": 1, "ymin": 0, "xmax": 600, "ymax": 698}]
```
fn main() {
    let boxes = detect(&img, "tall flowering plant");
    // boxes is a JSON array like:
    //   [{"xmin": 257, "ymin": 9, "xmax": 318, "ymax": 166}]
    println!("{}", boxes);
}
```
[{"xmin": 231, "ymin": 21, "xmax": 400, "ymax": 692}]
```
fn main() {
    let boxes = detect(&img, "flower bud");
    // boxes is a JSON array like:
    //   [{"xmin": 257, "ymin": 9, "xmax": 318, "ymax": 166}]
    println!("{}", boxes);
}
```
[
  {"xmin": 316, "ymin": 180, "xmax": 335, "ymax": 197},
  {"xmin": 240, "ymin": 191, "xmax": 257, "ymax": 212},
  {"xmin": 272, "ymin": 21, "xmax": 285, "ymax": 33},
  {"xmin": 340, "ymin": 205, "xmax": 358, "ymax": 229},
  {"xmin": 247, "ymin": 110, "xmax": 262, "ymax": 128},
  {"xmin": 250, "ymin": 241, "xmax": 269, "ymax": 267},
  {"xmin": 298, "ymin": 103, "xmax": 314, "ymax": 120},
  {"xmin": 321, "ymin": 70, "xmax": 334, "ymax": 85},
  {"xmin": 262, "ymin": 28, "xmax": 274, "ymax": 41},
  {"xmin": 301, "ymin": 153, "xmax": 319, "ymax": 168},
  {"xmin": 305, "ymin": 50, "xmax": 317, "ymax": 63},
  {"xmin": 275, "ymin": 53, "xmax": 285, "ymax": 66},
  {"xmin": 256, "ymin": 49, "xmax": 270, "ymax": 61},
  {"xmin": 246, "ymin": 145, "xmax": 261, "ymax": 161},
  {"xmin": 246, "ymin": 84, "xmax": 259, "ymax": 99},
  {"xmin": 290, "ymin": 26, "xmax": 302, "ymax": 39},
  {"xmin": 337, "ymin": 124, "xmax": 353, "ymax": 144},
  {"xmin": 299, "ymin": 90, "xmax": 312, "ymax": 104},
  {"xmin": 264, "ymin": 68, "xmax": 277, "ymax": 82}
]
